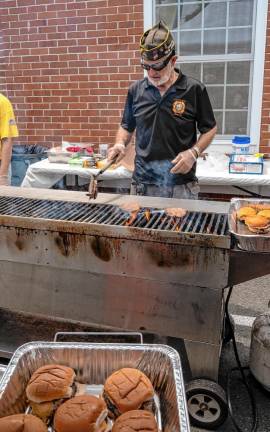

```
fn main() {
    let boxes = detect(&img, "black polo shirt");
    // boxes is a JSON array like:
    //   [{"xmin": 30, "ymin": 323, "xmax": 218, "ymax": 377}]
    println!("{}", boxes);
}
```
[{"xmin": 121, "ymin": 71, "xmax": 216, "ymax": 186}]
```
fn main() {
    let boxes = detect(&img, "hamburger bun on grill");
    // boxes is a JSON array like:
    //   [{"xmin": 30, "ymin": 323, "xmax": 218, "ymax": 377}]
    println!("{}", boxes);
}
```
[
  {"xmin": 103, "ymin": 368, "xmax": 155, "ymax": 418},
  {"xmin": 26, "ymin": 364, "xmax": 76, "ymax": 422},
  {"xmin": 112, "ymin": 410, "xmax": 158, "ymax": 432},
  {"xmin": 245, "ymin": 215, "xmax": 270, "ymax": 234},
  {"xmin": 53, "ymin": 395, "xmax": 108, "ymax": 432},
  {"xmin": 257, "ymin": 209, "xmax": 270, "ymax": 220},
  {"xmin": 0, "ymin": 413, "xmax": 47, "ymax": 431},
  {"xmin": 236, "ymin": 206, "xmax": 257, "ymax": 221}
]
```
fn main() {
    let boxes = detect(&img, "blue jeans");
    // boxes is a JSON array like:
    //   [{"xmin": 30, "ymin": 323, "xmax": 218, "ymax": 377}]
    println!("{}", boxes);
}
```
[{"xmin": 130, "ymin": 181, "xmax": 199, "ymax": 199}]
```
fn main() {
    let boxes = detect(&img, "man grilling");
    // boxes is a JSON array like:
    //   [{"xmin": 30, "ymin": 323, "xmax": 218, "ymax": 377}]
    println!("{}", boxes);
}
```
[{"xmin": 108, "ymin": 21, "xmax": 217, "ymax": 199}]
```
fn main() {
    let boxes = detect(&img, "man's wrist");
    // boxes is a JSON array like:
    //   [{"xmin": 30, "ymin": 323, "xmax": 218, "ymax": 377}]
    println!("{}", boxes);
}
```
[
  {"xmin": 188, "ymin": 149, "xmax": 197, "ymax": 162},
  {"xmin": 192, "ymin": 145, "xmax": 201, "ymax": 158}
]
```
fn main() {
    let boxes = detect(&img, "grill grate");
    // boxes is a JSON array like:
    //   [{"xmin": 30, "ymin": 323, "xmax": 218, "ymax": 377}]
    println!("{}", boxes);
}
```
[{"xmin": 0, "ymin": 196, "xmax": 229, "ymax": 236}]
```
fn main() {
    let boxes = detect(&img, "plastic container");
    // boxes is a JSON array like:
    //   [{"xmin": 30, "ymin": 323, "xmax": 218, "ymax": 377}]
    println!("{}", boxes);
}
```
[
  {"xmin": 99, "ymin": 144, "xmax": 108, "ymax": 158},
  {"xmin": 229, "ymin": 154, "xmax": 263, "ymax": 175},
  {"xmin": 47, "ymin": 146, "xmax": 72, "ymax": 163},
  {"xmin": 250, "ymin": 313, "xmax": 270, "ymax": 391},
  {"xmin": 232, "ymin": 136, "xmax": 251, "ymax": 154},
  {"xmin": 11, "ymin": 145, "xmax": 47, "ymax": 186}
]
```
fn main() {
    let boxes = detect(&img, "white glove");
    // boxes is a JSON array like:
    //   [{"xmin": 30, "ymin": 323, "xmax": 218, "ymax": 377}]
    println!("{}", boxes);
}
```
[
  {"xmin": 170, "ymin": 149, "xmax": 197, "ymax": 174},
  {"xmin": 107, "ymin": 143, "xmax": 126, "ymax": 163},
  {"xmin": 0, "ymin": 175, "xmax": 9, "ymax": 186}
]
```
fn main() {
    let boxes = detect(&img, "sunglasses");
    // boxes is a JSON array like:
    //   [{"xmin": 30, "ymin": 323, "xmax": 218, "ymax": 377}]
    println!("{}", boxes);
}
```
[{"xmin": 141, "ymin": 52, "xmax": 174, "ymax": 71}]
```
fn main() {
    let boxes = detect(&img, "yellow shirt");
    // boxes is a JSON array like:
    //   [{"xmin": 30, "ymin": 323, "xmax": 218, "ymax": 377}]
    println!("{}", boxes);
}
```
[{"xmin": 0, "ymin": 93, "xmax": 19, "ymax": 140}]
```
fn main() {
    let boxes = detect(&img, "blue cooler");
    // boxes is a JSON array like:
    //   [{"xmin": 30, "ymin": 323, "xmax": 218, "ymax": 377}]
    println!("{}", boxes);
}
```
[{"xmin": 232, "ymin": 136, "xmax": 250, "ymax": 154}]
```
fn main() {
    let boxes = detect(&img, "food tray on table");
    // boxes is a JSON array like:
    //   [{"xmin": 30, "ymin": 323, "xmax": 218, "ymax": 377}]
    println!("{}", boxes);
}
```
[
  {"xmin": 228, "ymin": 198, "xmax": 270, "ymax": 252},
  {"xmin": 0, "ymin": 340, "xmax": 190, "ymax": 432}
]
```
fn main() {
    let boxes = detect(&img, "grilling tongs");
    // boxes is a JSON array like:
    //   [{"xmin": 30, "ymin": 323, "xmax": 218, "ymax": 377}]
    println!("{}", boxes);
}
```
[{"xmin": 88, "ymin": 156, "xmax": 118, "ymax": 199}]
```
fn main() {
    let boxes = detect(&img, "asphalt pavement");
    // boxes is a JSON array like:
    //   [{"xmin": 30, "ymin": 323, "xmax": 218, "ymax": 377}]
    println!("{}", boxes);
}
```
[{"xmin": 192, "ymin": 274, "xmax": 270, "ymax": 432}]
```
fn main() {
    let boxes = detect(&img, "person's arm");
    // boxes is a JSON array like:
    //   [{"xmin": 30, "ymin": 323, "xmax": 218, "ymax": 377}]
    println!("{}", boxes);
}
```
[
  {"xmin": 170, "ymin": 125, "xmax": 217, "ymax": 174},
  {"xmin": 0, "ymin": 137, "xmax": 13, "ymax": 185},
  {"xmin": 108, "ymin": 126, "xmax": 134, "ymax": 162}
]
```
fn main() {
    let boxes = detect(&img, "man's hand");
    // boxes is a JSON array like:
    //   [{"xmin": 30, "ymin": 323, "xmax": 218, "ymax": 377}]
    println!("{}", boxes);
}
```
[
  {"xmin": 170, "ymin": 149, "xmax": 196, "ymax": 174},
  {"xmin": 107, "ymin": 143, "xmax": 126, "ymax": 163},
  {"xmin": 0, "ymin": 175, "xmax": 9, "ymax": 186}
]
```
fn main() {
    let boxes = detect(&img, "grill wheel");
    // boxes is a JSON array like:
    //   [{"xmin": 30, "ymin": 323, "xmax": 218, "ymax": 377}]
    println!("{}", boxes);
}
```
[{"xmin": 186, "ymin": 378, "xmax": 228, "ymax": 429}]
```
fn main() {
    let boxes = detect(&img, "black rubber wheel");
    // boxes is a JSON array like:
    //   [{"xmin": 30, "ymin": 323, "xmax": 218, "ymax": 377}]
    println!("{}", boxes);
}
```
[{"xmin": 186, "ymin": 379, "xmax": 228, "ymax": 430}]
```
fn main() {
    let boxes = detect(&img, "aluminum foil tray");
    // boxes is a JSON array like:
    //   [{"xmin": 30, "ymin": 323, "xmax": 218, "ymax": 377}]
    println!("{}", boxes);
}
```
[
  {"xmin": 228, "ymin": 198, "xmax": 270, "ymax": 252},
  {"xmin": 0, "ymin": 342, "xmax": 190, "ymax": 432},
  {"xmin": 0, "ymin": 366, "xmax": 6, "ymax": 382}
]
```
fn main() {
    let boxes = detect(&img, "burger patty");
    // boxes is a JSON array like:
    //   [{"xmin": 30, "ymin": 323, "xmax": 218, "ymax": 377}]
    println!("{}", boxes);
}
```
[
  {"xmin": 103, "ymin": 391, "xmax": 121, "ymax": 418},
  {"xmin": 31, "ymin": 381, "xmax": 78, "ymax": 424},
  {"xmin": 102, "ymin": 391, "xmax": 156, "ymax": 418}
]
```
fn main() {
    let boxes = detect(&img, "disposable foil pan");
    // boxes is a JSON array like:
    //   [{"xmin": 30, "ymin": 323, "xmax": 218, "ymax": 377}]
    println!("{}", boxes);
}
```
[
  {"xmin": 0, "ymin": 342, "xmax": 190, "ymax": 432},
  {"xmin": 0, "ymin": 366, "xmax": 6, "ymax": 382},
  {"xmin": 228, "ymin": 198, "xmax": 270, "ymax": 252}
]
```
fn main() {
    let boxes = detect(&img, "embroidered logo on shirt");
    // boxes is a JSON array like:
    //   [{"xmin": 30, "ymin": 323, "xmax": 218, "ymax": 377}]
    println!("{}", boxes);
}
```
[
  {"xmin": 172, "ymin": 99, "xmax": 185, "ymax": 116},
  {"xmin": 9, "ymin": 119, "xmax": 16, "ymax": 125}
]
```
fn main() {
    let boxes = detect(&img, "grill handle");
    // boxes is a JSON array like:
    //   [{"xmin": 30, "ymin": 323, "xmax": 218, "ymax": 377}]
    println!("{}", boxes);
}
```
[{"xmin": 53, "ymin": 331, "xmax": 143, "ymax": 344}]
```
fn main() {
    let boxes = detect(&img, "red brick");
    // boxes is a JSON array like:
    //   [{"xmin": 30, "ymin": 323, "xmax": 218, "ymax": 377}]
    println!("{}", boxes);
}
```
[{"xmin": 1, "ymin": 0, "xmax": 143, "ymax": 147}]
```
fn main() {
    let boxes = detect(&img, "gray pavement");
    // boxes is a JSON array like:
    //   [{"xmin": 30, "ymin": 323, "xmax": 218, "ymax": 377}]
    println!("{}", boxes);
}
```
[{"xmin": 192, "ymin": 274, "xmax": 270, "ymax": 432}]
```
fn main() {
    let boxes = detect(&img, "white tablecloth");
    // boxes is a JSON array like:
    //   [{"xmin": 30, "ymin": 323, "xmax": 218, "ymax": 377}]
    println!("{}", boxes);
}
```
[
  {"xmin": 21, "ymin": 157, "xmax": 270, "ymax": 193},
  {"xmin": 21, "ymin": 159, "xmax": 132, "ymax": 188}
]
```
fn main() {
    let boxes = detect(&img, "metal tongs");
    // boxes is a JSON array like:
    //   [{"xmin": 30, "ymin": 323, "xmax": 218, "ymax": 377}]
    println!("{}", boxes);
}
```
[{"xmin": 87, "ymin": 156, "xmax": 117, "ymax": 199}]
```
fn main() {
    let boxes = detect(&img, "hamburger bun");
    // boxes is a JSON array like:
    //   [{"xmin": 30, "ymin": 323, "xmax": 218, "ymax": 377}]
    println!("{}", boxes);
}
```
[
  {"xmin": 245, "ymin": 215, "xmax": 270, "ymax": 233},
  {"xmin": 236, "ymin": 206, "xmax": 257, "ymax": 221},
  {"xmin": 0, "ymin": 413, "xmax": 47, "ymax": 432},
  {"xmin": 53, "ymin": 395, "xmax": 108, "ymax": 432},
  {"xmin": 257, "ymin": 209, "xmax": 270, "ymax": 220},
  {"xmin": 250, "ymin": 203, "xmax": 270, "ymax": 211},
  {"xmin": 112, "ymin": 410, "xmax": 158, "ymax": 432},
  {"xmin": 26, "ymin": 364, "xmax": 76, "ymax": 422},
  {"xmin": 26, "ymin": 364, "xmax": 76, "ymax": 403},
  {"xmin": 103, "ymin": 368, "xmax": 154, "ymax": 418}
]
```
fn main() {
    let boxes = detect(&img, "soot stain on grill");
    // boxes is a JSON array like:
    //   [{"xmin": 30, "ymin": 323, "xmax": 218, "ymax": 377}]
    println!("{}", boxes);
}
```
[
  {"xmin": 146, "ymin": 245, "xmax": 193, "ymax": 268},
  {"xmin": 54, "ymin": 232, "xmax": 82, "ymax": 257},
  {"xmin": 14, "ymin": 228, "xmax": 27, "ymax": 250},
  {"xmin": 15, "ymin": 238, "xmax": 24, "ymax": 250},
  {"xmin": 91, "ymin": 237, "xmax": 112, "ymax": 262},
  {"xmin": 191, "ymin": 302, "xmax": 205, "ymax": 325}
]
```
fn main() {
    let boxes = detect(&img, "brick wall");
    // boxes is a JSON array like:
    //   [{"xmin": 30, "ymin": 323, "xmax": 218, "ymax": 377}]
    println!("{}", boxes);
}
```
[
  {"xmin": 0, "ymin": 0, "xmax": 144, "ymax": 148},
  {"xmin": 260, "ymin": 0, "xmax": 270, "ymax": 155},
  {"xmin": 0, "ymin": 0, "xmax": 269, "ymax": 153}
]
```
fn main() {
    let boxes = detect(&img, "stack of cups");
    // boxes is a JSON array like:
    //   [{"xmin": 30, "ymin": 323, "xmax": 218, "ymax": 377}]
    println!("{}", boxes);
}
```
[{"xmin": 99, "ymin": 144, "xmax": 108, "ymax": 159}]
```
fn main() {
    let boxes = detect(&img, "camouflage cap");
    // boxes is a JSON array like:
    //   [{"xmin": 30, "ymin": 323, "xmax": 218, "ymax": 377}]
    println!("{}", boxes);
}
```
[{"xmin": 140, "ymin": 21, "xmax": 175, "ymax": 61}]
